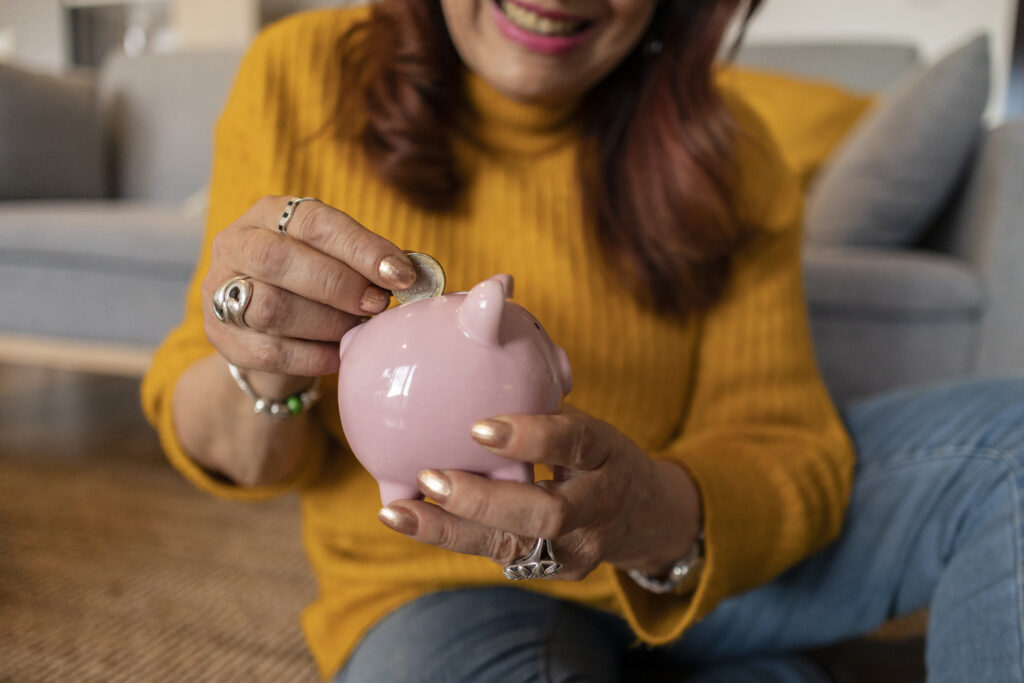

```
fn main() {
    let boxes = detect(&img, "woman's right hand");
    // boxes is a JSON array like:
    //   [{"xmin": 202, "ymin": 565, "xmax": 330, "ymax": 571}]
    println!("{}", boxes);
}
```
[{"xmin": 201, "ymin": 196, "xmax": 417, "ymax": 394}]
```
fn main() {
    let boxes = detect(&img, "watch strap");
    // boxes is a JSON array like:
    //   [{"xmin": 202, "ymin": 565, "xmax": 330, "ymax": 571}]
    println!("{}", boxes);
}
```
[{"xmin": 626, "ymin": 531, "xmax": 705, "ymax": 596}]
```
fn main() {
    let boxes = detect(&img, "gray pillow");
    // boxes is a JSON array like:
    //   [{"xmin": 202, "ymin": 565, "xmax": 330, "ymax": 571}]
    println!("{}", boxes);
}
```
[
  {"xmin": 805, "ymin": 35, "xmax": 990, "ymax": 247},
  {"xmin": 0, "ymin": 63, "xmax": 105, "ymax": 200}
]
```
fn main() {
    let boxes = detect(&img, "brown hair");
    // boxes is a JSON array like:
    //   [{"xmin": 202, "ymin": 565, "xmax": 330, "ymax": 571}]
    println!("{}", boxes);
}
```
[{"xmin": 338, "ymin": 1, "xmax": 763, "ymax": 317}]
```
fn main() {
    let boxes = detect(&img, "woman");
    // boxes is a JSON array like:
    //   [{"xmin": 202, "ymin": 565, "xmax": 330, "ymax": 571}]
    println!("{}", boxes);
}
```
[{"xmin": 142, "ymin": 1, "xmax": 1024, "ymax": 681}]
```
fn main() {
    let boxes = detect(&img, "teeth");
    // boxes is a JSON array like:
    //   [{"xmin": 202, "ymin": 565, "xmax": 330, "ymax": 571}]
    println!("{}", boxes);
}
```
[{"xmin": 499, "ymin": 1, "xmax": 586, "ymax": 37}]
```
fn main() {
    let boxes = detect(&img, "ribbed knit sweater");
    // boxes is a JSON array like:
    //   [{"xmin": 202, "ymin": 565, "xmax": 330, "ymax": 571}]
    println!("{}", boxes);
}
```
[{"xmin": 141, "ymin": 7, "xmax": 855, "ymax": 678}]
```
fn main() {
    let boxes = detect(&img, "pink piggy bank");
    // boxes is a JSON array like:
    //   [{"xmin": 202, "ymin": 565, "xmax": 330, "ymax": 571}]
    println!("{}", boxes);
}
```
[{"xmin": 337, "ymin": 274, "xmax": 573, "ymax": 506}]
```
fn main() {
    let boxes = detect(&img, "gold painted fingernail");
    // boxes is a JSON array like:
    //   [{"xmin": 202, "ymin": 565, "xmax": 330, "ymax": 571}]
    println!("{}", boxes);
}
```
[
  {"xmin": 379, "ymin": 255, "xmax": 416, "ymax": 288},
  {"xmin": 378, "ymin": 506, "xmax": 418, "ymax": 535},
  {"xmin": 359, "ymin": 287, "xmax": 389, "ymax": 313},
  {"xmin": 471, "ymin": 419, "xmax": 512, "ymax": 449},
  {"xmin": 418, "ymin": 469, "xmax": 452, "ymax": 502}
]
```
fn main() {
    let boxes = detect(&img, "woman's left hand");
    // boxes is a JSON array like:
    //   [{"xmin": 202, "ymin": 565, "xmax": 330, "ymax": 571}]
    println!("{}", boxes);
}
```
[{"xmin": 378, "ymin": 405, "xmax": 703, "ymax": 580}]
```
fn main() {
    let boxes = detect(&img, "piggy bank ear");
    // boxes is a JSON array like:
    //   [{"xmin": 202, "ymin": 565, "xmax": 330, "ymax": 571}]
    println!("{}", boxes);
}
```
[
  {"xmin": 487, "ymin": 274, "xmax": 514, "ymax": 298},
  {"xmin": 459, "ymin": 278, "xmax": 506, "ymax": 346}
]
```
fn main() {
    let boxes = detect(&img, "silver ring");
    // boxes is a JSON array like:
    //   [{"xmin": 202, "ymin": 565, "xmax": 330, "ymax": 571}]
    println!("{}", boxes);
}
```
[
  {"xmin": 278, "ymin": 197, "xmax": 319, "ymax": 235},
  {"xmin": 503, "ymin": 538, "xmax": 562, "ymax": 580},
  {"xmin": 212, "ymin": 275, "xmax": 254, "ymax": 328}
]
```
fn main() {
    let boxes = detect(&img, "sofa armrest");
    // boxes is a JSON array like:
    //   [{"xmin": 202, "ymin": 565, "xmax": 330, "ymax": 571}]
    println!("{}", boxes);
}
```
[
  {"xmin": 930, "ymin": 118, "xmax": 1024, "ymax": 373},
  {"xmin": 0, "ymin": 63, "xmax": 105, "ymax": 200},
  {"xmin": 804, "ymin": 246, "xmax": 983, "ymax": 316},
  {"xmin": 803, "ymin": 246, "xmax": 983, "ymax": 403}
]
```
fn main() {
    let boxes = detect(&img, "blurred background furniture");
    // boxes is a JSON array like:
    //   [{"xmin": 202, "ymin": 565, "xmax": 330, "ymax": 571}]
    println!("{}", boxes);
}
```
[
  {"xmin": 736, "ymin": 36, "xmax": 1024, "ymax": 402},
  {"xmin": 0, "ymin": 35, "xmax": 1021, "ymax": 402},
  {"xmin": 0, "ymin": 50, "xmax": 235, "ymax": 374}
]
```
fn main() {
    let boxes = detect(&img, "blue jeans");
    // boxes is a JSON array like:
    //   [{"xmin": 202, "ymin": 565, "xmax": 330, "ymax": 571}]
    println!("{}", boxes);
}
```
[{"xmin": 335, "ymin": 377, "xmax": 1024, "ymax": 682}]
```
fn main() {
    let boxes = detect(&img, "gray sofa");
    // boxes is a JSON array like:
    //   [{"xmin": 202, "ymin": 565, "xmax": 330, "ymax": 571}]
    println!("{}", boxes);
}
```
[
  {"xmin": 0, "ymin": 52, "xmax": 239, "ymax": 373},
  {"xmin": 0, "ymin": 43, "xmax": 1021, "ymax": 404}
]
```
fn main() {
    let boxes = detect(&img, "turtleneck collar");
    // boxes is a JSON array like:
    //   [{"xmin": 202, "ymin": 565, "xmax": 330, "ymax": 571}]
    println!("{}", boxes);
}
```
[{"xmin": 458, "ymin": 70, "xmax": 580, "ymax": 156}]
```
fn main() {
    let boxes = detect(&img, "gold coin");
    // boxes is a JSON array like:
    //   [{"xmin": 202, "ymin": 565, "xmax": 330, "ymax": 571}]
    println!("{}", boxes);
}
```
[{"xmin": 392, "ymin": 252, "xmax": 446, "ymax": 304}]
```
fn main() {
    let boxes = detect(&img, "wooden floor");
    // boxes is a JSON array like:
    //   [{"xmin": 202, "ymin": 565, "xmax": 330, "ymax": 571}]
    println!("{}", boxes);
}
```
[{"xmin": 0, "ymin": 364, "xmax": 318, "ymax": 682}]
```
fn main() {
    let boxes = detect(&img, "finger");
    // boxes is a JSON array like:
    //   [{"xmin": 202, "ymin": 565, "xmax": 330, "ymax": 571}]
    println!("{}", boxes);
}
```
[
  {"xmin": 469, "ymin": 412, "xmax": 612, "ymax": 472},
  {"xmin": 205, "ymin": 320, "xmax": 340, "ymax": 377},
  {"xmin": 416, "ymin": 469, "xmax": 586, "ymax": 540},
  {"xmin": 237, "ymin": 279, "xmax": 364, "ymax": 341},
  {"xmin": 215, "ymin": 227, "xmax": 388, "ymax": 315},
  {"xmin": 253, "ymin": 196, "xmax": 417, "ymax": 291},
  {"xmin": 379, "ymin": 500, "xmax": 600, "ymax": 581},
  {"xmin": 380, "ymin": 499, "xmax": 534, "ymax": 567}
]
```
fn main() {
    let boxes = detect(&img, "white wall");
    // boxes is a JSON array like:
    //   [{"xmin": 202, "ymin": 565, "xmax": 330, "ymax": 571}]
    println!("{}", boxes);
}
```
[
  {"xmin": 170, "ymin": 0, "xmax": 259, "ymax": 50},
  {"xmin": 262, "ymin": 0, "xmax": 350, "ymax": 14},
  {"xmin": 744, "ymin": 0, "xmax": 1020, "ymax": 119},
  {"xmin": 0, "ymin": 25, "xmax": 15, "ymax": 62},
  {"xmin": 0, "ymin": 0, "xmax": 354, "ymax": 70},
  {"xmin": 0, "ymin": 0, "xmax": 68, "ymax": 72}
]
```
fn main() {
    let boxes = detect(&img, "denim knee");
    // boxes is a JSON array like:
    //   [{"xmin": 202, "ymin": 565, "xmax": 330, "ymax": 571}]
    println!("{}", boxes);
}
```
[{"xmin": 335, "ymin": 588, "xmax": 623, "ymax": 683}]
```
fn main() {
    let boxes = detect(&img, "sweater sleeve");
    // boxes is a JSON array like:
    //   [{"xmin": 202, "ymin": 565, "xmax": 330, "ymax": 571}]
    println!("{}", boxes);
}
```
[
  {"xmin": 140, "ymin": 26, "xmax": 325, "ymax": 502},
  {"xmin": 610, "ymin": 95, "xmax": 856, "ymax": 644}
]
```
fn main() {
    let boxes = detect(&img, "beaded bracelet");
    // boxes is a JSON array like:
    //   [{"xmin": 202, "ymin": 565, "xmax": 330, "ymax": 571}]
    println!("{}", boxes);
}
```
[{"xmin": 228, "ymin": 363, "xmax": 321, "ymax": 418}]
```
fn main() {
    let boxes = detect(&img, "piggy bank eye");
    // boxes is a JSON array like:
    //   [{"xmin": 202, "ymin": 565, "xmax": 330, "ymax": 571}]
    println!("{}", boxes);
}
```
[{"xmin": 534, "ymin": 322, "xmax": 541, "ymax": 330}]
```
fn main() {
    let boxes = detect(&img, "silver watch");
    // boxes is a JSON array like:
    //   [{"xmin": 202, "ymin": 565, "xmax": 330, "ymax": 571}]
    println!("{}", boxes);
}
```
[{"xmin": 626, "ymin": 531, "xmax": 705, "ymax": 595}]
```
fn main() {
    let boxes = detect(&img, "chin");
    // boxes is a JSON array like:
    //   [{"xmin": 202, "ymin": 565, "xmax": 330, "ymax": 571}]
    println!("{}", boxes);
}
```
[
  {"xmin": 497, "ymin": 82, "xmax": 560, "ymax": 104},
  {"xmin": 484, "ymin": 65, "xmax": 580, "ymax": 105}
]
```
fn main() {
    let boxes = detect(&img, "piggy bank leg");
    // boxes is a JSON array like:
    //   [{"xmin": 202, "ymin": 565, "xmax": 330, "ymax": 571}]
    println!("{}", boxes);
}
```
[
  {"xmin": 490, "ymin": 462, "xmax": 534, "ymax": 485},
  {"xmin": 378, "ymin": 481, "xmax": 421, "ymax": 507}
]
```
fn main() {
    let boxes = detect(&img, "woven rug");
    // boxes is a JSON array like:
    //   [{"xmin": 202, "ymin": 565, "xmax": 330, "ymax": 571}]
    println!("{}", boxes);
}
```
[
  {"xmin": 0, "ymin": 365, "xmax": 928, "ymax": 682},
  {"xmin": 0, "ymin": 366, "xmax": 318, "ymax": 682}
]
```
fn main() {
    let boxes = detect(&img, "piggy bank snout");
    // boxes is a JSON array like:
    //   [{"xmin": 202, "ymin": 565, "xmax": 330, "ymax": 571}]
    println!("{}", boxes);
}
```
[
  {"xmin": 338, "ymin": 323, "xmax": 360, "ymax": 359},
  {"xmin": 555, "ymin": 345, "xmax": 573, "ymax": 395}
]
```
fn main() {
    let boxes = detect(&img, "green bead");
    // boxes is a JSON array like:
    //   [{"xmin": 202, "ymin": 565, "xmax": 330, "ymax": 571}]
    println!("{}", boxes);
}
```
[{"xmin": 286, "ymin": 395, "xmax": 303, "ymax": 415}]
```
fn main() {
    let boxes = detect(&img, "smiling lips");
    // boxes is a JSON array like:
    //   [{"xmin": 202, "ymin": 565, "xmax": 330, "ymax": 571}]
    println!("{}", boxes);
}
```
[{"xmin": 492, "ymin": 0, "xmax": 596, "ymax": 54}]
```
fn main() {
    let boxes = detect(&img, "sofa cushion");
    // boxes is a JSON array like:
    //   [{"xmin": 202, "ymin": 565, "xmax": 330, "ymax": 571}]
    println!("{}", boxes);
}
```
[
  {"xmin": 0, "ymin": 63, "xmax": 105, "ymax": 200},
  {"xmin": 99, "ymin": 50, "xmax": 243, "ymax": 203},
  {"xmin": 717, "ymin": 67, "xmax": 872, "ymax": 189},
  {"xmin": 805, "ymin": 35, "xmax": 990, "ymax": 247},
  {"xmin": 0, "ymin": 201, "xmax": 204, "ymax": 345}
]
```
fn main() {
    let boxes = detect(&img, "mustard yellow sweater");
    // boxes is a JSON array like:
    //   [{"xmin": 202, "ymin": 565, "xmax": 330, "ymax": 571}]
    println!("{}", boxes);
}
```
[{"xmin": 141, "ymin": 7, "xmax": 854, "ymax": 678}]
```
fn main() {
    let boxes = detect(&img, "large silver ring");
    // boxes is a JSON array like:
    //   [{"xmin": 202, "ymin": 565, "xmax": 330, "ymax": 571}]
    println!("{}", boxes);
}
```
[
  {"xmin": 503, "ymin": 538, "xmax": 562, "ymax": 580},
  {"xmin": 212, "ymin": 275, "xmax": 254, "ymax": 328},
  {"xmin": 278, "ymin": 197, "xmax": 319, "ymax": 235}
]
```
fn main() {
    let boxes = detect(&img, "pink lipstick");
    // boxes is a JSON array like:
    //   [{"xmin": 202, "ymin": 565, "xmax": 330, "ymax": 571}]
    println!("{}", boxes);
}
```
[{"xmin": 490, "ymin": 0, "xmax": 596, "ymax": 55}]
